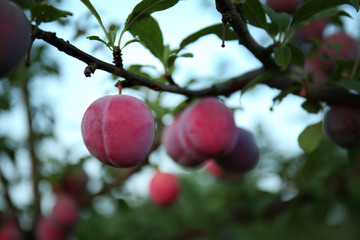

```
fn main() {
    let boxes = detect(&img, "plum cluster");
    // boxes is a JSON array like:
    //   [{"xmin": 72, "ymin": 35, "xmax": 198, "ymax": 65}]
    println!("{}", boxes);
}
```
[
  {"xmin": 0, "ymin": 0, "xmax": 30, "ymax": 78},
  {"xmin": 35, "ymin": 168, "xmax": 88, "ymax": 240},
  {"xmin": 162, "ymin": 97, "xmax": 260, "ymax": 174},
  {"xmin": 81, "ymin": 95, "xmax": 155, "ymax": 168}
]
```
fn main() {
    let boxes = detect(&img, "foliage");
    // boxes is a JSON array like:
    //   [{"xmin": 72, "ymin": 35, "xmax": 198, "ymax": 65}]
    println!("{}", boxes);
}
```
[{"xmin": 0, "ymin": 0, "xmax": 360, "ymax": 239}]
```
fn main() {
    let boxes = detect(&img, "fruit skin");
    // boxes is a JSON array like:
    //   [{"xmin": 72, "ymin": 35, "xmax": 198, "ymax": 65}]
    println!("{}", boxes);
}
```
[
  {"xmin": 204, "ymin": 159, "xmax": 226, "ymax": 177},
  {"xmin": 35, "ymin": 217, "xmax": 64, "ymax": 240},
  {"xmin": 149, "ymin": 172, "xmax": 180, "ymax": 207},
  {"xmin": 59, "ymin": 167, "xmax": 88, "ymax": 199},
  {"xmin": 320, "ymin": 33, "xmax": 359, "ymax": 61},
  {"xmin": 81, "ymin": 95, "xmax": 155, "ymax": 168},
  {"xmin": 216, "ymin": 127, "xmax": 259, "ymax": 173},
  {"xmin": 51, "ymin": 192, "xmax": 79, "ymax": 229},
  {"xmin": 178, "ymin": 97, "xmax": 237, "ymax": 159},
  {"xmin": 161, "ymin": 114, "xmax": 205, "ymax": 167},
  {"xmin": 0, "ymin": 0, "xmax": 30, "ymax": 78},
  {"xmin": 0, "ymin": 217, "xmax": 22, "ymax": 240},
  {"xmin": 323, "ymin": 105, "xmax": 360, "ymax": 148},
  {"xmin": 297, "ymin": 18, "xmax": 328, "ymax": 41},
  {"xmin": 266, "ymin": 0, "xmax": 300, "ymax": 13},
  {"xmin": 304, "ymin": 58, "xmax": 328, "ymax": 85}
]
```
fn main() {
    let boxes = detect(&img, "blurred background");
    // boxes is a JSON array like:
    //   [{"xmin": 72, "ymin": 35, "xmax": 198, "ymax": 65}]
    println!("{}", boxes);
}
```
[{"xmin": 1, "ymin": 0, "xmax": 360, "ymax": 239}]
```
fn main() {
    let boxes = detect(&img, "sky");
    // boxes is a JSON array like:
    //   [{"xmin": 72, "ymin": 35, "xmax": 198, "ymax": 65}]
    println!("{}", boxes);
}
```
[{"xmin": 2, "ymin": 0, "xmax": 359, "ymax": 209}]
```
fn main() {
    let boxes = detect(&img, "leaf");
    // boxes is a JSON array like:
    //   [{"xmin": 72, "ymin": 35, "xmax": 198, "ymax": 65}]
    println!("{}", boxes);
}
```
[
  {"xmin": 123, "ymin": 0, "xmax": 179, "ymax": 37},
  {"xmin": 128, "ymin": 15, "xmax": 164, "ymax": 61},
  {"xmin": 108, "ymin": 25, "xmax": 119, "ymax": 47},
  {"xmin": 81, "ymin": 0, "xmax": 111, "ymax": 46},
  {"xmin": 31, "ymin": 4, "xmax": 72, "ymax": 25},
  {"xmin": 122, "ymin": 39, "xmax": 140, "ymax": 49},
  {"xmin": 301, "ymin": 101, "xmax": 322, "ymax": 114},
  {"xmin": 291, "ymin": 0, "xmax": 357, "ymax": 27},
  {"xmin": 336, "ymin": 80, "xmax": 360, "ymax": 93},
  {"xmin": 348, "ymin": 0, "xmax": 360, "ymax": 11},
  {"xmin": 273, "ymin": 45, "xmax": 292, "ymax": 70},
  {"xmin": 263, "ymin": 6, "xmax": 291, "ymax": 34},
  {"xmin": 242, "ymin": 0, "xmax": 268, "ymax": 30},
  {"xmin": 287, "ymin": 43, "xmax": 305, "ymax": 67},
  {"xmin": 86, "ymin": 36, "xmax": 107, "ymax": 45},
  {"xmin": 298, "ymin": 121, "xmax": 324, "ymax": 153},
  {"xmin": 241, "ymin": 69, "xmax": 280, "ymax": 96},
  {"xmin": 179, "ymin": 24, "xmax": 238, "ymax": 50}
]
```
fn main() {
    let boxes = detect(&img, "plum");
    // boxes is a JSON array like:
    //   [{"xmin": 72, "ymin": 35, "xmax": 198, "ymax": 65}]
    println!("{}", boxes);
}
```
[
  {"xmin": 304, "ymin": 58, "xmax": 328, "ymax": 85},
  {"xmin": 162, "ymin": 114, "xmax": 205, "ymax": 167},
  {"xmin": 323, "ymin": 105, "xmax": 360, "ymax": 148},
  {"xmin": 35, "ymin": 217, "xmax": 63, "ymax": 240},
  {"xmin": 0, "ymin": 0, "xmax": 30, "ymax": 78},
  {"xmin": 266, "ymin": 0, "xmax": 300, "ymax": 13},
  {"xmin": 320, "ymin": 33, "xmax": 359, "ymax": 61},
  {"xmin": 178, "ymin": 97, "xmax": 237, "ymax": 159},
  {"xmin": 81, "ymin": 95, "xmax": 155, "ymax": 168},
  {"xmin": 0, "ymin": 217, "xmax": 22, "ymax": 240},
  {"xmin": 51, "ymin": 192, "xmax": 79, "ymax": 229},
  {"xmin": 149, "ymin": 172, "xmax": 180, "ymax": 207},
  {"xmin": 298, "ymin": 18, "xmax": 328, "ymax": 41},
  {"xmin": 216, "ymin": 127, "xmax": 259, "ymax": 173},
  {"xmin": 204, "ymin": 159, "xmax": 226, "ymax": 177}
]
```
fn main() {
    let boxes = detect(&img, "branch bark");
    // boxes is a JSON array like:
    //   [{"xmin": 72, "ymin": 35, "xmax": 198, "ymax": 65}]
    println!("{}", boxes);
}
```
[
  {"xmin": 32, "ymin": 26, "xmax": 360, "ymax": 106},
  {"xmin": 22, "ymin": 82, "xmax": 41, "ymax": 220}
]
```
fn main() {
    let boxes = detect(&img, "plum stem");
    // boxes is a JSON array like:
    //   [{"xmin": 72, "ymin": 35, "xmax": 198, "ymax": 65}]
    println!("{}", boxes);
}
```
[{"xmin": 115, "ymin": 81, "xmax": 123, "ymax": 94}]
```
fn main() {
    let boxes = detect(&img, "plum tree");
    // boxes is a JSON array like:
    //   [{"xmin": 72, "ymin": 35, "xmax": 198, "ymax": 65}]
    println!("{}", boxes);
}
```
[
  {"xmin": 216, "ymin": 127, "xmax": 259, "ymax": 173},
  {"xmin": 2, "ymin": 0, "xmax": 360, "ymax": 239},
  {"xmin": 178, "ymin": 97, "xmax": 237, "ymax": 159},
  {"xmin": 323, "ymin": 105, "xmax": 360, "ymax": 148},
  {"xmin": 0, "ymin": 0, "xmax": 30, "ymax": 78},
  {"xmin": 266, "ymin": 0, "xmax": 300, "ymax": 13},
  {"xmin": 149, "ymin": 172, "xmax": 180, "ymax": 207},
  {"xmin": 81, "ymin": 95, "xmax": 155, "ymax": 168},
  {"xmin": 51, "ymin": 192, "xmax": 79, "ymax": 229},
  {"xmin": 35, "ymin": 217, "xmax": 64, "ymax": 240}
]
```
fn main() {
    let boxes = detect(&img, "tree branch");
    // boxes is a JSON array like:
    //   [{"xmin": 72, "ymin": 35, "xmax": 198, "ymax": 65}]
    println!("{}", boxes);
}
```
[
  {"xmin": 215, "ymin": 0, "xmax": 276, "ymax": 68},
  {"xmin": 32, "ymin": 26, "xmax": 360, "ymax": 106},
  {"xmin": 22, "ymin": 83, "xmax": 41, "ymax": 220}
]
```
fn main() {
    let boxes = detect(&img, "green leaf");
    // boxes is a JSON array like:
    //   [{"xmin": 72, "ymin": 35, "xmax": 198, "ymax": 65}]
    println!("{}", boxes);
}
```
[
  {"xmin": 301, "ymin": 101, "xmax": 322, "ymax": 114},
  {"xmin": 241, "ymin": 69, "xmax": 280, "ymax": 96},
  {"xmin": 263, "ymin": 6, "xmax": 291, "ymax": 34},
  {"xmin": 108, "ymin": 25, "xmax": 119, "ymax": 47},
  {"xmin": 242, "ymin": 0, "xmax": 268, "ymax": 30},
  {"xmin": 179, "ymin": 24, "xmax": 238, "ymax": 50},
  {"xmin": 128, "ymin": 15, "xmax": 164, "ymax": 61},
  {"xmin": 86, "ymin": 36, "xmax": 107, "ymax": 45},
  {"xmin": 348, "ymin": 0, "xmax": 360, "ymax": 11},
  {"xmin": 121, "ymin": 0, "xmax": 179, "ymax": 43},
  {"xmin": 122, "ymin": 39, "xmax": 140, "ymax": 49},
  {"xmin": 298, "ymin": 121, "xmax": 324, "ymax": 153},
  {"xmin": 336, "ymin": 80, "xmax": 360, "ymax": 93},
  {"xmin": 31, "ymin": 4, "xmax": 72, "ymax": 25},
  {"xmin": 81, "ymin": 0, "xmax": 111, "ymax": 45},
  {"xmin": 287, "ymin": 43, "xmax": 305, "ymax": 67},
  {"xmin": 273, "ymin": 45, "xmax": 292, "ymax": 70},
  {"xmin": 291, "ymin": 0, "xmax": 357, "ymax": 27}
]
